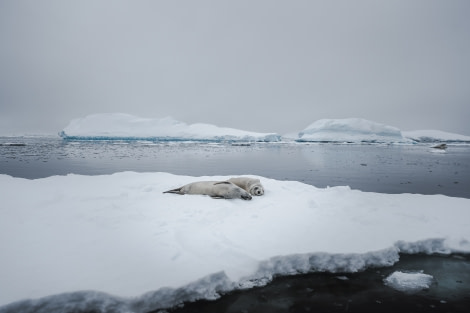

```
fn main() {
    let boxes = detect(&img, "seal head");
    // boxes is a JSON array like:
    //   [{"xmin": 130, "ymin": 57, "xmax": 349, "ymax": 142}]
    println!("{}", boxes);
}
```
[{"xmin": 228, "ymin": 177, "xmax": 264, "ymax": 196}]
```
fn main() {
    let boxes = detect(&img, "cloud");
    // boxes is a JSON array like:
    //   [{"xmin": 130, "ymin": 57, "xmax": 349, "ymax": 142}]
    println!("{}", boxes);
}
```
[{"xmin": 1, "ymin": 0, "xmax": 469, "ymax": 135}]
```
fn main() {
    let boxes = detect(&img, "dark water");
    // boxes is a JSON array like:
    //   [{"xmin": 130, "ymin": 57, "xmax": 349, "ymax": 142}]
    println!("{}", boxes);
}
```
[
  {"xmin": 1, "ymin": 136, "xmax": 470, "ymax": 312},
  {"xmin": 165, "ymin": 254, "xmax": 470, "ymax": 313},
  {"xmin": 1, "ymin": 137, "xmax": 469, "ymax": 198}
]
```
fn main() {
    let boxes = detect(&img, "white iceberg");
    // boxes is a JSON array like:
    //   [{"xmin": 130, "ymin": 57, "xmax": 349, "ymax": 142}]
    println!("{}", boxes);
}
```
[
  {"xmin": 403, "ymin": 130, "xmax": 470, "ymax": 143},
  {"xmin": 59, "ymin": 113, "xmax": 281, "ymax": 142},
  {"xmin": 297, "ymin": 118, "xmax": 412, "ymax": 143},
  {"xmin": 384, "ymin": 271, "xmax": 433, "ymax": 293},
  {"xmin": 1, "ymin": 172, "xmax": 470, "ymax": 312}
]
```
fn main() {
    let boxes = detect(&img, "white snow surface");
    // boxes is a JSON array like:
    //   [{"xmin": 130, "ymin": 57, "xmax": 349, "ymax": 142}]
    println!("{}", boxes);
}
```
[
  {"xmin": 1, "ymin": 172, "xmax": 470, "ymax": 312},
  {"xmin": 403, "ymin": 129, "xmax": 470, "ymax": 142},
  {"xmin": 59, "ymin": 113, "xmax": 281, "ymax": 142},
  {"xmin": 297, "ymin": 118, "xmax": 412, "ymax": 143},
  {"xmin": 384, "ymin": 271, "xmax": 434, "ymax": 293}
]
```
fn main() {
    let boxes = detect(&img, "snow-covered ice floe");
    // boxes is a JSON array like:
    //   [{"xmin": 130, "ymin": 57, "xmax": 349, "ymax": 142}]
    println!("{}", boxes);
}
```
[
  {"xmin": 403, "ymin": 129, "xmax": 470, "ymax": 143},
  {"xmin": 59, "ymin": 113, "xmax": 281, "ymax": 142},
  {"xmin": 297, "ymin": 118, "xmax": 414, "ymax": 143},
  {"xmin": 1, "ymin": 172, "xmax": 470, "ymax": 312},
  {"xmin": 384, "ymin": 271, "xmax": 434, "ymax": 293}
]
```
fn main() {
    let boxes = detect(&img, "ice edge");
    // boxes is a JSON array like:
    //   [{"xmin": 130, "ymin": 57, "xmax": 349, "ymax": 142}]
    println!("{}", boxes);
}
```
[{"xmin": 1, "ymin": 238, "xmax": 467, "ymax": 313}]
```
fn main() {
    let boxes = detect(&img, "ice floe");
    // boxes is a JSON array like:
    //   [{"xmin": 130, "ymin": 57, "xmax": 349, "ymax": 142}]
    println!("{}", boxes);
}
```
[
  {"xmin": 384, "ymin": 271, "xmax": 434, "ymax": 293},
  {"xmin": 1, "ymin": 172, "xmax": 469, "ymax": 312},
  {"xmin": 403, "ymin": 129, "xmax": 470, "ymax": 143}
]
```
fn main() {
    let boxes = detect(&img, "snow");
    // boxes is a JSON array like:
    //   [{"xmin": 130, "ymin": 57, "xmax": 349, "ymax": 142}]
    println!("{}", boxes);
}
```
[
  {"xmin": 384, "ymin": 271, "xmax": 433, "ymax": 293},
  {"xmin": 1, "ymin": 172, "xmax": 470, "ymax": 312},
  {"xmin": 297, "ymin": 118, "xmax": 412, "ymax": 143},
  {"xmin": 403, "ymin": 129, "xmax": 470, "ymax": 143},
  {"xmin": 59, "ymin": 113, "xmax": 281, "ymax": 142}
]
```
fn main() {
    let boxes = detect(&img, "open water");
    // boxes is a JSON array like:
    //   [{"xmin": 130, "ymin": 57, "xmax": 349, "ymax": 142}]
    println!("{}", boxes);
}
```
[
  {"xmin": 1, "ymin": 136, "xmax": 470, "ymax": 312},
  {"xmin": 1, "ymin": 136, "xmax": 469, "ymax": 198}
]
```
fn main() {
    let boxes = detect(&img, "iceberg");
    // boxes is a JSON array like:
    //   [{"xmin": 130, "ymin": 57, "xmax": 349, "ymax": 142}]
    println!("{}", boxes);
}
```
[
  {"xmin": 1, "ymin": 172, "xmax": 469, "ymax": 312},
  {"xmin": 59, "ymin": 113, "xmax": 281, "ymax": 142},
  {"xmin": 297, "ymin": 118, "xmax": 412, "ymax": 143},
  {"xmin": 403, "ymin": 130, "xmax": 470, "ymax": 143}
]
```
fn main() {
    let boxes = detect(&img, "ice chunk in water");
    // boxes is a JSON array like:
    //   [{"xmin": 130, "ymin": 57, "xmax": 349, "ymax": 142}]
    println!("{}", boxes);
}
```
[{"xmin": 384, "ymin": 271, "xmax": 433, "ymax": 293}]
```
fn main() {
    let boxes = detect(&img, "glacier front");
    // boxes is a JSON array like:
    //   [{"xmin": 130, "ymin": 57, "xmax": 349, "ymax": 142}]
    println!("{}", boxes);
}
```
[{"xmin": 59, "ymin": 113, "xmax": 281, "ymax": 142}]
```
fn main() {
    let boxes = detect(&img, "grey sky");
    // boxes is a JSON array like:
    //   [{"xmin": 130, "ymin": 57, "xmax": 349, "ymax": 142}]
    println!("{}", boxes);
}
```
[{"xmin": 1, "ymin": 0, "xmax": 469, "ymax": 136}]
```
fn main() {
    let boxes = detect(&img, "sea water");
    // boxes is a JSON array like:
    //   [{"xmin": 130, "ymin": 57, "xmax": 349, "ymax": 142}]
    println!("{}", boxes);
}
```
[
  {"xmin": 1, "ymin": 136, "xmax": 469, "ymax": 198},
  {"xmin": 1, "ymin": 136, "xmax": 470, "ymax": 312}
]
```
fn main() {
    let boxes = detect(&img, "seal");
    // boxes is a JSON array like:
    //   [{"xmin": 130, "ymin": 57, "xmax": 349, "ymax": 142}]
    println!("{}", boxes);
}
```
[
  {"xmin": 431, "ymin": 143, "xmax": 447, "ymax": 150},
  {"xmin": 163, "ymin": 181, "xmax": 252, "ymax": 200},
  {"xmin": 228, "ymin": 177, "xmax": 264, "ymax": 196}
]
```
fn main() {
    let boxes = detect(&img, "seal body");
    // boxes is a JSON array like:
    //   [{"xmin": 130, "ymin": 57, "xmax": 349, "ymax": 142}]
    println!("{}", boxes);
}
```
[
  {"xmin": 164, "ymin": 181, "xmax": 252, "ymax": 200},
  {"xmin": 431, "ymin": 143, "xmax": 447, "ymax": 149},
  {"xmin": 228, "ymin": 177, "xmax": 264, "ymax": 196}
]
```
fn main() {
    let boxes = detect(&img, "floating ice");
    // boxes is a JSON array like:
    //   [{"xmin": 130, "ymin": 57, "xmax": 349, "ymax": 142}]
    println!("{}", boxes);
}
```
[
  {"xmin": 58, "ymin": 114, "xmax": 470, "ymax": 144},
  {"xmin": 1, "ymin": 172, "xmax": 469, "ymax": 312},
  {"xmin": 297, "ymin": 118, "xmax": 412, "ymax": 143},
  {"xmin": 59, "ymin": 113, "xmax": 281, "ymax": 142},
  {"xmin": 384, "ymin": 271, "xmax": 433, "ymax": 293},
  {"xmin": 403, "ymin": 129, "xmax": 470, "ymax": 143}
]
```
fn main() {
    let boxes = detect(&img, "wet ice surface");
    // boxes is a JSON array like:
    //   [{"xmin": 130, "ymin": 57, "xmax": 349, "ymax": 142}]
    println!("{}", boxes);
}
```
[{"xmin": 1, "ymin": 137, "xmax": 469, "ymax": 198}]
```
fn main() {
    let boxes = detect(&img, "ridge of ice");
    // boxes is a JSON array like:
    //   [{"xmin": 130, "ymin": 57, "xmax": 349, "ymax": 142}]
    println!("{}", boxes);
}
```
[
  {"xmin": 1, "ymin": 172, "xmax": 470, "ymax": 312},
  {"xmin": 59, "ymin": 113, "xmax": 281, "ymax": 142},
  {"xmin": 297, "ymin": 118, "xmax": 412, "ymax": 143}
]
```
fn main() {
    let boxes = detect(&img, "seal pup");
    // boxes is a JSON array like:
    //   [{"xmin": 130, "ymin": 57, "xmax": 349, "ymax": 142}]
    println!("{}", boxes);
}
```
[
  {"xmin": 228, "ymin": 177, "xmax": 264, "ymax": 196},
  {"xmin": 163, "ymin": 181, "xmax": 252, "ymax": 200}
]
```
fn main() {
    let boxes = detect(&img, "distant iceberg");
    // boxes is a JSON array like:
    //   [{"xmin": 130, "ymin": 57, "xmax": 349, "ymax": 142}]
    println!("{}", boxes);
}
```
[
  {"xmin": 59, "ymin": 113, "xmax": 281, "ymax": 142},
  {"xmin": 402, "ymin": 130, "xmax": 470, "ymax": 143},
  {"xmin": 297, "ymin": 118, "xmax": 412, "ymax": 143}
]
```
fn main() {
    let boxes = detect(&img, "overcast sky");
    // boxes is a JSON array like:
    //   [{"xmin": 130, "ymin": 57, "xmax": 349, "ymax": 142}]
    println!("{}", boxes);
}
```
[{"xmin": 1, "ymin": 0, "xmax": 469, "ymax": 136}]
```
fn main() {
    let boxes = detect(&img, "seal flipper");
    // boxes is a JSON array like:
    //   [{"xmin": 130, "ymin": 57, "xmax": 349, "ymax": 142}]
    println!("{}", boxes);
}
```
[
  {"xmin": 241, "ymin": 194, "xmax": 252, "ymax": 200},
  {"xmin": 214, "ymin": 181, "xmax": 232, "ymax": 185},
  {"xmin": 163, "ymin": 187, "xmax": 184, "ymax": 195}
]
